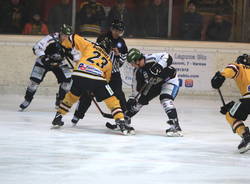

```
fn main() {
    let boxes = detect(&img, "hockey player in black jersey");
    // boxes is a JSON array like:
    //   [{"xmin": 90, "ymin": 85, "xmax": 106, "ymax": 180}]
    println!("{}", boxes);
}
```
[
  {"xmin": 124, "ymin": 48, "xmax": 182, "ymax": 136},
  {"xmin": 72, "ymin": 20, "xmax": 129, "ymax": 125},
  {"xmin": 19, "ymin": 24, "xmax": 73, "ymax": 110}
]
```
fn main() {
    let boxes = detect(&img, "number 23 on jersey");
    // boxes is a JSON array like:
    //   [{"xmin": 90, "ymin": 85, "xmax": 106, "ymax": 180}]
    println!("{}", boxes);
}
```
[{"xmin": 87, "ymin": 51, "xmax": 109, "ymax": 68}]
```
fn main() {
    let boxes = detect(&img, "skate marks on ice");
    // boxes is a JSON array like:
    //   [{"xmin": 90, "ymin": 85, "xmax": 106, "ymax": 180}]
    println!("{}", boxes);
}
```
[{"xmin": 0, "ymin": 96, "xmax": 250, "ymax": 184}]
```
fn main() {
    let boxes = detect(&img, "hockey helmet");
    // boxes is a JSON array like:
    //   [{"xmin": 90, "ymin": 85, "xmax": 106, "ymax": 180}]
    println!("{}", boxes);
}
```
[
  {"xmin": 127, "ymin": 48, "xmax": 143, "ymax": 63},
  {"xmin": 111, "ymin": 19, "xmax": 125, "ymax": 32},
  {"xmin": 236, "ymin": 54, "xmax": 250, "ymax": 66},
  {"xmin": 60, "ymin": 24, "xmax": 73, "ymax": 35}
]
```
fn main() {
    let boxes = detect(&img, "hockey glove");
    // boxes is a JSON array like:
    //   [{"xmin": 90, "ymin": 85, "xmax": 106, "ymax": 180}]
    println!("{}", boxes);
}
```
[
  {"xmin": 40, "ymin": 55, "xmax": 50, "ymax": 66},
  {"xmin": 64, "ymin": 48, "xmax": 74, "ymax": 60},
  {"xmin": 220, "ymin": 101, "xmax": 235, "ymax": 115},
  {"xmin": 211, "ymin": 71, "xmax": 225, "ymax": 89},
  {"xmin": 149, "ymin": 63, "xmax": 163, "ymax": 76},
  {"xmin": 127, "ymin": 97, "xmax": 137, "ymax": 111},
  {"xmin": 40, "ymin": 55, "xmax": 60, "ymax": 68}
]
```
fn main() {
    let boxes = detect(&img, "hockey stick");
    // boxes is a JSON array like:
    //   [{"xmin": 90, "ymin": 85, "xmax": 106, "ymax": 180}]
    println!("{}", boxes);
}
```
[
  {"xmin": 134, "ymin": 77, "xmax": 155, "ymax": 100},
  {"xmin": 91, "ymin": 96, "xmax": 113, "ymax": 119},
  {"xmin": 65, "ymin": 56, "xmax": 74, "ymax": 69},
  {"xmin": 218, "ymin": 88, "xmax": 226, "ymax": 106},
  {"xmin": 106, "ymin": 78, "xmax": 155, "ymax": 131}
]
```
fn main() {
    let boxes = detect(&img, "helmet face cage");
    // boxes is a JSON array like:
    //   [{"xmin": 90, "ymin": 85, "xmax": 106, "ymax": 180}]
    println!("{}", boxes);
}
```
[
  {"xmin": 127, "ymin": 48, "xmax": 142, "ymax": 64},
  {"xmin": 111, "ymin": 20, "xmax": 125, "ymax": 32},
  {"xmin": 237, "ymin": 54, "xmax": 250, "ymax": 66},
  {"xmin": 60, "ymin": 24, "xmax": 72, "ymax": 35}
]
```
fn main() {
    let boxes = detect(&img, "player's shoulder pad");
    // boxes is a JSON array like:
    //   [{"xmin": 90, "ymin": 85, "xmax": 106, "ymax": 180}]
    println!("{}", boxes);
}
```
[
  {"xmin": 226, "ymin": 63, "xmax": 240, "ymax": 71},
  {"xmin": 225, "ymin": 63, "xmax": 240, "ymax": 78}
]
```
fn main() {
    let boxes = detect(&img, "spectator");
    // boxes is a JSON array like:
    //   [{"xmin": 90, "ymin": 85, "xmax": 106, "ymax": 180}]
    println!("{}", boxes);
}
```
[
  {"xmin": 48, "ymin": 0, "xmax": 72, "ymax": 33},
  {"xmin": 206, "ymin": 13, "xmax": 232, "ymax": 41},
  {"xmin": 77, "ymin": 0, "xmax": 105, "ymax": 36},
  {"xmin": 107, "ymin": 0, "xmax": 135, "ymax": 37},
  {"xmin": 181, "ymin": 1, "xmax": 203, "ymax": 40},
  {"xmin": 145, "ymin": 0, "xmax": 168, "ymax": 38},
  {"xmin": 133, "ymin": 0, "xmax": 150, "ymax": 37},
  {"xmin": 22, "ymin": 12, "xmax": 49, "ymax": 35},
  {"xmin": 0, "ymin": 0, "xmax": 27, "ymax": 34}
]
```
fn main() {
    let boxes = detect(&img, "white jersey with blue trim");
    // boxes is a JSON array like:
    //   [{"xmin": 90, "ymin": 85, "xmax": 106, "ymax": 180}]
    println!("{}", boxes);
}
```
[
  {"xmin": 33, "ymin": 33, "xmax": 60, "ymax": 58},
  {"xmin": 131, "ymin": 52, "xmax": 174, "ymax": 97},
  {"xmin": 144, "ymin": 52, "xmax": 171, "ymax": 68}
]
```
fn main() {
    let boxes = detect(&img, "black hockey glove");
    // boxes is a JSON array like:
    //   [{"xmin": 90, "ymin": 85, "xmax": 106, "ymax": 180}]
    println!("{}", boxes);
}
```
[
  {"xmin": 64, "ymin": 48, "xmax": 74, "ymax": 60},
  {"xmin": 220, "ymin": 101, "xmax": 235, "ymax": 115},
  {"xmin": 149, "ymin": 63, "xmax": 163, "ymax": 76},
  {"xmin": 127, "ymin": 97, "xmax": 137, "ymax": 111},
  {"xmin": 40, "ymin": 55, "xmax": 61, "ymax": 68},
  {"xmin": 211, "ymin": 71, "xmax": 225, "ymax": 89},
  {"xmin": 40, "ymin": 55, "xmax": 50, "ymax": 66}
]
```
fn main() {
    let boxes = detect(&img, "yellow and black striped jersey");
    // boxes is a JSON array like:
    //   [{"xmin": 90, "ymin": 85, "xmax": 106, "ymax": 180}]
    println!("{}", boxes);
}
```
[
  {"xmin": 62, "ymin": 34, "xmax": 112, "ymax": 81},
  {"xmin": 221, "ymin": 63, "xmax": 250, "ymax": 97}
]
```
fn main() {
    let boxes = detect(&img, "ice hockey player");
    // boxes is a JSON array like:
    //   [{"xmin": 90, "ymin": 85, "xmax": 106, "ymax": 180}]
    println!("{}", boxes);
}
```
[
  {"xmin": 211, "ymin": 54, "xmax": 250, "ymax": 153},
  {"xmin": 19, "ymin": 24, "xmax": 73, "ymax": 110},
  {"xmin": 51, "ymin": 31, "xmax": 134, "ymax": 135},
  {"xmin": 72, "ymin": 19, "xmax": 129, "ymax": 125},
  {"xmin": 118, "ymin": 48, "xmax": 182, "ymax": 136}
]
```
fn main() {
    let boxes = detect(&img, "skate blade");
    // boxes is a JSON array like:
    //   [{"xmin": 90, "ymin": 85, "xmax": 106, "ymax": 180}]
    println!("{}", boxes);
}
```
[
  {"xmin": 50, "ymin": 125, "xmax": 62, "ymax": 129},
  {"xmin": 166, "ymin": 131, "xmax": 183, "ymax": 137},
  {"xmin": 122, "ymin": 130, "xmax": 129, "ymax": 135},
  {"xmin": 129, "ymin": 129, "xmax": 136, "ymax": 135}
]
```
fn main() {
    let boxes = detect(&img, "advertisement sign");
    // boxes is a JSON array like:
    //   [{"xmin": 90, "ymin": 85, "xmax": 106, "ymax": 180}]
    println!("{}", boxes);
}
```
[
  {"xmin": 171, "ymin": 51, "xmax": 215, "ymax": 91},
  {"xmin": 120, "ymin": 48, "xmax": 216, "ymax": 92}
]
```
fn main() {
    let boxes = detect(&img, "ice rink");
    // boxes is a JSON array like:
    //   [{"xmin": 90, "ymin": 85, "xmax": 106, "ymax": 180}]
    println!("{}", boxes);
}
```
[{"xmin": 0, "ymin": 95, "xmax": 250, "ymax": 184}]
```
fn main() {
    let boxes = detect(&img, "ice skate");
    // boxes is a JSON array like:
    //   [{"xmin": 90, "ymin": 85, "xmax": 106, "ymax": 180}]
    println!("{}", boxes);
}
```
[
  {"xmin": 71, "ymin": 115, "xmax": 79, "ymax": 127},
  {"xmin": 106, "ymin": 119, "xmax": 135, "ymax": 135},
  {"xmin": 166, "ymin": 119, "xmax": 183, "ymax": 137},
  {"xmin": 114, "ymin": 119, "xmax": 135, "ymax": 135},
  {"xmin": 238, "ymin": 127, "xmax": 250, "ymax": 154},
  {"xmin": 51, "ymin": 113, "xmax": 64, "ymax": 129},
  {"xmin": 19, "ymin": 100, "xmax": 31, "ymax": 111}
]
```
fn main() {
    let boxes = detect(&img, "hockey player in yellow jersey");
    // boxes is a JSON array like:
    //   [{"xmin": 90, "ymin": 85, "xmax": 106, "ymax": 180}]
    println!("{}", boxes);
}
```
[
  {"xmin": 51, "ymin": 27, "xmax": 134, "ymax": 135},
  {"xmin": 211, "ymin": 54, "xmax": 250, "ymax": 153}
]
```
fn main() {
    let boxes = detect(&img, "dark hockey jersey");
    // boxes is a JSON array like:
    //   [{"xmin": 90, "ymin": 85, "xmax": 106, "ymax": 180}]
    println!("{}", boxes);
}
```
[
  {"xmin": 96, "ymin": 31, "xmax": 128, "ymax": 73},
  {"xmin": 132, "ymin": 53, "xmax": 176, "ymax": 94}
]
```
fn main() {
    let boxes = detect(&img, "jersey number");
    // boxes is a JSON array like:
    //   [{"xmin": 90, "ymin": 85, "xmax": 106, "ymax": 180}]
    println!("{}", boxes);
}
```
[{"xmin": 87, "ymin": 51, "xmax": 108, "ymax": 68}]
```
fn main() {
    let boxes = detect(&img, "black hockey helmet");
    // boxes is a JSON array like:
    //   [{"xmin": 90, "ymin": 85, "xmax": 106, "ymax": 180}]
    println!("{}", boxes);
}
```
[
  {"xmin": 236, "ymin": 54, "xmax": 250, "ymax": 66},
  {"xmin": 111, "ymin": 19, "xmax": 125, "ymax": 32},
  {"xmin": 60, "ymin": 24, "xmax": 73, "ymax": 35}
]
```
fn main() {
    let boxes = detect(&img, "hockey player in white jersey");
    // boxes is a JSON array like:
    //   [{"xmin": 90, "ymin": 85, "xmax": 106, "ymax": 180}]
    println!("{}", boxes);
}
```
[
  {"xmin": 19, "ymin": 24, "xmax": 73, "ymax": 110},
  {"xmin": 125, "ymin": 48, "xmax": 182, "ymax": 136}
]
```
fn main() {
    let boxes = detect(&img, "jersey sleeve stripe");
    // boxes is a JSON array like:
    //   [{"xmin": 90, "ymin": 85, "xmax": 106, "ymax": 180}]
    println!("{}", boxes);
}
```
[{"xmin": 226, "ymin": 65, "xmax": 239, "ymax": 78}]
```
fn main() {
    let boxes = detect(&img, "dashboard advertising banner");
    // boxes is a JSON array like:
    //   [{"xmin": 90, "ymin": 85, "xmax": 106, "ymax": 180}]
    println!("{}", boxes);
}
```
[{"xmin": 120, "ymin": 47, "xmax": 216, "ymax": 92}]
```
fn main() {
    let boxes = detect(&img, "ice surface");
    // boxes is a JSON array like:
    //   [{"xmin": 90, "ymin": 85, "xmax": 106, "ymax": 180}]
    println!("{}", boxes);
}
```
[{"xmin": 0, "ymin": 95, "xmax": 249, "ymax": 184}]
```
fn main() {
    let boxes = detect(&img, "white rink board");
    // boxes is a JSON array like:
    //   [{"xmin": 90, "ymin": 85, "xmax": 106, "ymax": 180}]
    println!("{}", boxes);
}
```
[
  {"xmin": 120, "ymin": 48, "xmax": 216, "ymax": 93},
  {"xmin": 0, "ymin": 35, "xmax": 250, "ymax": 96}
]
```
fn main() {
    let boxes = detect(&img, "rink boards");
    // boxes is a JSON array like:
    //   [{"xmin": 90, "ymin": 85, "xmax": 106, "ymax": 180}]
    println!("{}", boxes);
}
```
[{"xmin": 0, "ymin": 35, "xmax": 250, "ymax": 96}]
